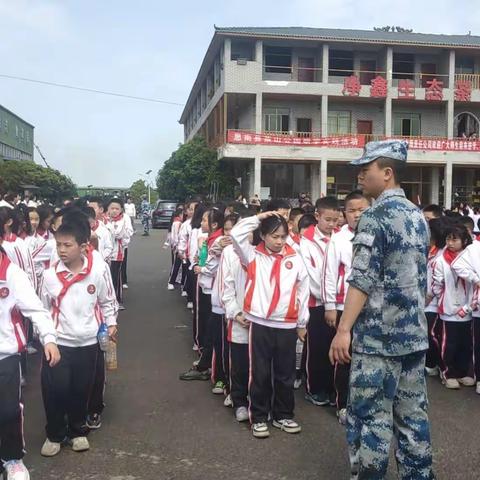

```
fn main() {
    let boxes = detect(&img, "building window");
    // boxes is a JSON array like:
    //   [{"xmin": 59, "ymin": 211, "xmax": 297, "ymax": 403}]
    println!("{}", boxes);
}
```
[
  {"xmin": 393, "ymin": 114, "xmax": 421, "ymax": 136},
  {"xmin": 264, "ymin": 46, "xmax": 292, "ymax": 74},
  {"xmin": 20, "ymin": 127, "xmax": 24, "ymax": 139},
  {"xmin": 231, "ymin": 40, "xmax": 255, "ymax": 61},
  {"xmin": 4, "ymin": 119, "xmax": 7, "ymax": 133},
  {"xmin": 264, "ymin": 107, "xmax": 290, "ymax": 132},
  {"xmin": 26, "ymin": 131, "xmax": 30, "ymax": 143},
  {"xmin": 329, "ymin": 50, "xmax": 354, "ymax": 77},
  {"xmin": 456, "ymin": 57, "xmax": 474, "ymax": 74},
  {"xmin": 393, "ymin": 53, "xmax": 415, "ymax": 79},
  {"xmin": 15, "ymin": 125, "xmax": 19, "ymax": 137},
  {"xmin": 328, "ymin": 111, "xmax": 351, "ymax": 134}
]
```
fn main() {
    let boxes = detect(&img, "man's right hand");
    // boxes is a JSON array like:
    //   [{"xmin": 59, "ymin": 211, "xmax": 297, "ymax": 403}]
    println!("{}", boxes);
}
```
[{"xmin": 325, "ymin": 310, "xmax": 337, "ymax": 328}]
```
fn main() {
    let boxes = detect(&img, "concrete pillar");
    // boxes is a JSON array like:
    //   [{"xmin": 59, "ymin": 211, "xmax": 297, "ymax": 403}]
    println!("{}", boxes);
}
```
[
  {"xmin": 385, "ymin": 97, "xmax": 392, "ymax": 136},
  {"xmin": 224, "ymin": 38, "xmax": 231, "ymax": 63},
  {"xmin": 444, "ymin": 161, "xmax": 453, "ymax": 209},
  {"xmin": 322, "ymin": 44, "xmax": 329, "ymax": 84},
  {"xmin": 386, "ymin": 47, "xmax": 393, "ymax": 88},
  {"xmin": 447, "ymin": 49, "xmax": 456, "ymax": 139},
  {"xmin": 255, "ymin": 93, "xmax": 263, "ymax": 133},
  {"xmin": 447, "ymin": 100, "xmax": 454, "ymax": 138},
  {"xmin": 448, "ymin": 49, "xmax": 456, "ymax": 90},
  {"xmin": 254, "ymin": 155, "xmax": 262, "ymax": 197},
  {"xmin": 321, "ymin": 95, "xmax": 328, "ymax": 136},
  {"xmin": 430, "ymin": 167, "xmax": 440, "ymax": 204},
  {"xmin": 255, "ymin": 40, "xmax": 263, "ymax": 63},
  {"xmin": 320, "ymin": 157, "xmax": 328, "ymax": 197},
  {"xmin": 310, "ymin": 162, "xmax": 321, "ymax": 201}
]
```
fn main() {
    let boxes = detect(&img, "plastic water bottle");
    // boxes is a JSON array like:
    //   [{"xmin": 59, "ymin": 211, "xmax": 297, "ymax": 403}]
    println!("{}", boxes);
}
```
[
  {"xmin": 97, "ymin": 323, "xmax": 109, "ymax": 352},
  {"xmin": 198, "ymin": 241, "xmax": 208, "ymax": 267}
]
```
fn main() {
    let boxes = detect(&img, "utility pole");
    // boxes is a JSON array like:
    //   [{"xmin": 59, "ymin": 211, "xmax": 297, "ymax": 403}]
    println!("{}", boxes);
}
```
[{"xmin": 34, "ymin": 143, "xmax": 51, "ymax": 168}]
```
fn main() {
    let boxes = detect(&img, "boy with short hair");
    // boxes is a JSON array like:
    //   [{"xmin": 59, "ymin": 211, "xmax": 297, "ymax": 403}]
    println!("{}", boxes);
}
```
[
  {"xmin": 40, "ymin": 219, "xmax": 117, "ymax": 457},
  {"xmin": 299, "ymin": 196, "xmax": 340, "ymax": 406},
  {"xmin": 287, "ymin": 208, "xmax": 304, "ymax": 253},
  {"xmin": 323, "ymin": 191, "xmax": 369, "ymax": 424}
]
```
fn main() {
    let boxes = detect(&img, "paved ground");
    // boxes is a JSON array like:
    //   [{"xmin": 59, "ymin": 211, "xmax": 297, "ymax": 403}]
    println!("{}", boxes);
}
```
[{"xmin": 22, "ymin": 229, "xmax": 480, "ymax": 479}]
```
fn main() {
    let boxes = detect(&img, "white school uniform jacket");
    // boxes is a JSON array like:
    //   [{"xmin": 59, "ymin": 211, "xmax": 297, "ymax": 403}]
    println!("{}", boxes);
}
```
[
  {"xmin": 231, "ymin": 216, "xmax": 310, "ymax": 329},
  {"xmin": 432, "ymin": 249, "xmax": 474, "ymax": 322},
  {"xmin": 188, "ymin": 228, "xmax": 208, "ymax": 269},
  {"xmin": 221, "ymin": 244, "xmax": 249, "ymax": 344},
  {"xmin": 177, "ymin": 219, "xmax": 192, "ymax": 257},
  {"xmin": 40, "ymin": 251, "xmax": 118, "ymax": 348},
  {"xmin": 169, "ymin": 218, "xmax": 182, "ymax": 250},
  {"xmin": 286, "ymin": 233, "xmax": 301, "ymax": 254},
  {"xmin": 451, "ymin": 241, "xmax": 480, "ymax": 318},
  {"xmin": 198, "ymin": 230, "xmax": 224, "ymax": 295},
  {"xmin": 107, "ymin": 214, "xmax": 133, "ymax": 262},
  {"xmin": 3, "ymin": 235, "xmax": 37, "ymax": 290},
  {"xmin": 425, "ymin": 246, "xmax": 443, "ymax": 314},
  {"xmin": 323, "ymin": 224, "xmax": 354, "ymax": 311},
  {"xmin": 91, "ymin": 220, "xmax": 114, "ymax": 262},
  {"xmin": 0, "ymin": 253, "xmax": 57, "ymax": 361},
  {"xmin": 299, "ymin": 225, "xmax": 329, "ymax": 308}
]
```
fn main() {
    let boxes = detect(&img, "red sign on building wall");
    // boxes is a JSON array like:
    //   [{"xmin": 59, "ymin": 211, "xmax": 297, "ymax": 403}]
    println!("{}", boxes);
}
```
[
  {"xmin": 455, "ymin": 80, "xmax": 472, "ymax": 102},
  {"xmin": 425, "ymin": 79, "xmax": 443, "ymax": 101},
  {"xmin": 342, "ymin": 75, "xmax": 361, "ymax": 96},
  {"xmin": 370, "ymin": 76, "xmax": 388, "ymax": 98},
  {"xmin": 398, "ymin": 79, "xmax": 415, "ymax": 99}
]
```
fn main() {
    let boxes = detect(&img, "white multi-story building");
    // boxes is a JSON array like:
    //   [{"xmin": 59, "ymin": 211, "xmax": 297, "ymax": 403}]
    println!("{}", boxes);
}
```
[{"xmin": 179, "ymin": 26, "xmax": 480, "ymax": 207}]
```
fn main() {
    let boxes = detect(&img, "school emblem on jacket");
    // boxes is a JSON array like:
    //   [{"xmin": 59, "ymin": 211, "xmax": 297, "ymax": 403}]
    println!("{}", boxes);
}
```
[
  {"xmin": 0, "ymin": 287, "xmax": 9, "ymax": 298},
  {"xmin": 285, "ymin": 261, "xmax": 293, "ymax": 270},
  {"xmin": 87, "ymin": 284, "xmax": 96, "ymax": 294}
]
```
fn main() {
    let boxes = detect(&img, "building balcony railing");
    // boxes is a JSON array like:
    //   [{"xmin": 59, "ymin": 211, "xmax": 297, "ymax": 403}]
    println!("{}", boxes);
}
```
[
  {"xmin": 263, "ymin": 64, "xmax": 323, "ymax": 82},
  {"xmin": 226, "ymin": 130, "xmax": 480, "ymax": 152},
  {"xmin": 454, "ymin": 73, "xmax": 480, "ymax": 90},
  {"xmin": 392, "ymin": 72, "xmax": 450, "ymax": 88}
]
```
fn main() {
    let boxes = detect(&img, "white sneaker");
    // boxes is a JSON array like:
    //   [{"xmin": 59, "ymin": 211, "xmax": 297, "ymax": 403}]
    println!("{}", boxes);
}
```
[
  {"xmin": 443, "ymin": 378, "xmax": 460, "ymax": 389},
  {"xmin": 187, "ymin": 302, "xmax": 193, "ymax": 309},
  {"xmin": 223, "ymin": 394, "xmax": 233, "ymax": 407},
  {"xmin": 181, "ymin": 290, "xmax": 188, "ymax": 297},
  {"xmin": 192, "ymin": 359, "xmax": 200, "ymax": 367},
  {"xmin": 425, "ymin": 366, "xmax": 439, "ymax": 377},
  {"xmin": 3, "ymin": 459, "xmax": 30, "ymax": 479},
  {"xmin": 41, "ymin": 438, "xmax": 61, "ymax": 457},
  {"xmin": 458, "ymin": 376, "xmax": 476, "ymax": 386},
  {"xmin": 167, "ymin": 284, "xmax": 175, "ymax": 291},
  {"xmin": 272, "ymin": 418, "xmax": 302, "ymax": 434},
  {"xmin": 337, "ymin": 408, "xmax": 347, "ymax": 426},
  {"xmin": 476, "ymin": 382, "xmax": 480, "ymax": 395},
  {"xmin": 192, "ymin": 344, "xmax": 199, "ymax": 351},
  {"xmin": 122, "ymin": 284, "xmax": 128, "ymax": 289},
  {"xmin": 235, "ymin": 406, "xmax": 249, "ymax": 422},
  {"xmin": 252, "ymin": 422, "xmax": 270, "ymax": 438},
  {"xmin": 71, "ymin": 436, "xmax": 90, "ymax": 452},
  {"xmin": 294, "ymin": 378, "xmax": 302, "ymax": 389}
]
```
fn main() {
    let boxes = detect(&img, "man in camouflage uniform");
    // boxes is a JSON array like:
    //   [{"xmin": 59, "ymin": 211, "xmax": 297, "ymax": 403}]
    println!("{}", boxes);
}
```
[
  {"xmin": 140, "ymin": 194, "xmax": 151, "ymax": 236},
  {"xmin": 329, "ymin": 140, "xmax": 434, "ymax": 479}
]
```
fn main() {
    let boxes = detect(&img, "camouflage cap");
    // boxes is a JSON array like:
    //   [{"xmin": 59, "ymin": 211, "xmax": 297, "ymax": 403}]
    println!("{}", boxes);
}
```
[{"xmin": 351, "ymin": 139, "xmax": 408, "ymax": 166}]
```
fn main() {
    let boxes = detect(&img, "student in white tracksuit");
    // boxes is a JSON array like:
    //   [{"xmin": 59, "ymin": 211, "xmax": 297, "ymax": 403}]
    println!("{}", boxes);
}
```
[
  {"xmin": 432, "ymin": 223, "xmax": 474, "ymax": 389},
  {"xmin": 231, "ymin": 212, "xmax": 310, "ymax": 439}
]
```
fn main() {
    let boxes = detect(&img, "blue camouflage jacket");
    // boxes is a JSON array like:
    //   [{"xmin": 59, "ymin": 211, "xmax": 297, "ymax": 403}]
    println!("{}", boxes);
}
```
[{"xmin": 348, "ymin": 188, "xmax": 430, "ymax": 356}]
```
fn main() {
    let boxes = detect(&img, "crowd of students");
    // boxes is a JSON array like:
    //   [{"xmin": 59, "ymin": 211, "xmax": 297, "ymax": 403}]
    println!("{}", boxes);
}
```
[
  {"xmin": 0, "ymin": 196, "xmax": 133, "ymax": 480},
  {"xmin": 167, "ymin": 195, "xmax": 480, "ymax": 440}
]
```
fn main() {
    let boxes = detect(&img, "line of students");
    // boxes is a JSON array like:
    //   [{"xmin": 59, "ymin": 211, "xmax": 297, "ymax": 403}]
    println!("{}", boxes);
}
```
[
  {"xmin": 0, "ymin": 197, "xmax": 133, "ymax": 480},
  {"xmin": 168, "ymin": 192, "xmax": 374, "ymax": 438},
  {"xmin": 423, "ymin": 204, "xmax": 480, "ymax": 394}
]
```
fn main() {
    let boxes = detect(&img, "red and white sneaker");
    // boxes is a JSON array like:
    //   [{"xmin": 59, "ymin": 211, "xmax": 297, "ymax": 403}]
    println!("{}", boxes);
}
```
[{"xmin": 4, "ymin": 460, "xmax": 30, "ymax": 480}]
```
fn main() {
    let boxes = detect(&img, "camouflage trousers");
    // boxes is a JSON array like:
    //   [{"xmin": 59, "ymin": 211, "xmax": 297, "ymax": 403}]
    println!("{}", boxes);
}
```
[{"xmin": 347, "ymin": 351, "xmax": 434, "ymax": 480}]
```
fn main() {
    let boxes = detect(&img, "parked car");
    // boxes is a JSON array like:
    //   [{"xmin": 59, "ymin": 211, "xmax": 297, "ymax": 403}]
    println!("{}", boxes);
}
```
[{"xmin": 152, "ymin": 200, "xmax": 178, "ymax": 229}]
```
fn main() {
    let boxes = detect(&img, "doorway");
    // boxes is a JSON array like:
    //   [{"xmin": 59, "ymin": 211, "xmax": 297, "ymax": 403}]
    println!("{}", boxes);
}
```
[
  {"xmin": 357, "ymin": 120, "xmax": 373, "ymax": 142},
  {"xmin": 298, "ymin": 57, "xmax": 315, "ymax": 82},
  {"xmin": 455, "ymin": 112, "xmax": 480, "ymax": 138},
  {"xmin": 360, "ymin": 60, "xmax": 376, "ymax": 85}
]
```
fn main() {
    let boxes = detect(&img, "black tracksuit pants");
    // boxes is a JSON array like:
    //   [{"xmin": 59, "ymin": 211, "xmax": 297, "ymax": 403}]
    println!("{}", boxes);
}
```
[
  {"xmin": 0, "ymin": 355, "xmax": 24, "ymax": 462},
  {"xmin": 474, "ymin": 317, "xmax": 480, "ymax": 380},
  {"xmin": 211, "ymin": 313, "xmax": 228, "ymax": 385},
  {"xmin": 110, "ymin": 261, "xmax": 123, "ymax": 304},
  {"xmin": 121, "ymin": 248, "xmax": 128, "ymax": 285},
  {"xmin": 439, "ymin": 319, "xmax": 473, "ymax": 379},
  {"xmin": 248, "ymin": 322, "xmax": 297, "ymax": 423},
  {"xmin": 306, "ymin": 306, "xmax": 335, "ymax": 396},
  {"xmin": 41, "ymin": 344, "xmax": 98, "ymax": 442},
  {"xmin": 196, "ymin": 291, "xmax": 212, "ymax": 369},
  {"xmin": 87, "ymin": 345, "xmax": 106, "ymax": 416},
  {"xmin": 425, "ymin": 312, "xmax": 441, "ymax": 369},
  {"xmin": 230, "ymin": 342, "xmax": 249, "ymax": 408},
  {"xmin": 169, "ymin": 254, "xmax": 183, "ymax": 286}
]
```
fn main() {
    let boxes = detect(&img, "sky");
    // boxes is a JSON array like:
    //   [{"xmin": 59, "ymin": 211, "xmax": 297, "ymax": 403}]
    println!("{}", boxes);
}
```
[{"xmin": 0, "ymin": 0, "xmax": 478, "ymax": 188}]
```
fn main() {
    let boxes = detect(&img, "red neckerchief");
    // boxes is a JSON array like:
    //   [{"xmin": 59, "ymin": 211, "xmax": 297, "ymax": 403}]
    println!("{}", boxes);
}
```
[
  {"xmin": 290, "ymin": 232, "xmax": 300, "ymax": 245},
  {"xmin": 428, "ymin": 246, "xmax": 439, "ymax": 261},
  {"xmin": 443, "ymin": 248, "xmax": 459, "ymax": 265},
  {"xmin": 348, "ymin": 226, "xmax": 355, "ymax": 234},
  {"xmin": 4, "ymin": 233, "xmax": 17, "ymax": 243},
  {"xmin": 111, "ymin": 213, "xmax": 124, "ymax": 223},
  {"xmin": 207, "ymin": 228, "xmax": 223, "ymax": 248},
  {"xmin": 303, "ymin": 225, "xmax": 329, "ymax": 245},
  {"xmin": 0, "ymin": 252, "xmax": 11, "ymax": 279},
  {"xmin": 255, "ymin": 242, "xmax": 296, "ymax": 319},
  {"xmin": 52, "ymin": 252, "xmax": 94, "ymax": 321}
]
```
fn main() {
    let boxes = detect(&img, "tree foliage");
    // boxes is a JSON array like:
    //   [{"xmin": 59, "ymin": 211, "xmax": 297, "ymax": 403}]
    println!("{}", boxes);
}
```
[
  {"xmin": 128, "ymin": 179, "xmax": 158, "ymax": 205},
  {"xmin": 156, "ymin": 136, "xmax": 236, "ymax": 200},
  {"xmin": 0, "ymin": 160, "xmax": 77, "ymax": 202}
]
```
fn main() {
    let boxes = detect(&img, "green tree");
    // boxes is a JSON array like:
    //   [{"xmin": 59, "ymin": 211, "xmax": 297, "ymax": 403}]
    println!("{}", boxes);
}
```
[
  {"xmin": 128, "ymin": 179, "xmax": 158, "ymax": 205},
  {"xmin": 0, "ymin": 160, "xmax": 76, "ymax": 203},
  {"xmin": 156, "ymin": 136, "xmax": 236, "ymax": 200}
]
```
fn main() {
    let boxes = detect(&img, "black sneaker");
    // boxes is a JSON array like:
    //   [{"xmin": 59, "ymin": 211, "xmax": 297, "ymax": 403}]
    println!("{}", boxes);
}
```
[
  {"xmin": 179, "ymin": 367, "xmax": 209, "ymax": 381},
  {"xmin": 86, "ymin": 414, "xmax": 102, "ymax": 430}
]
